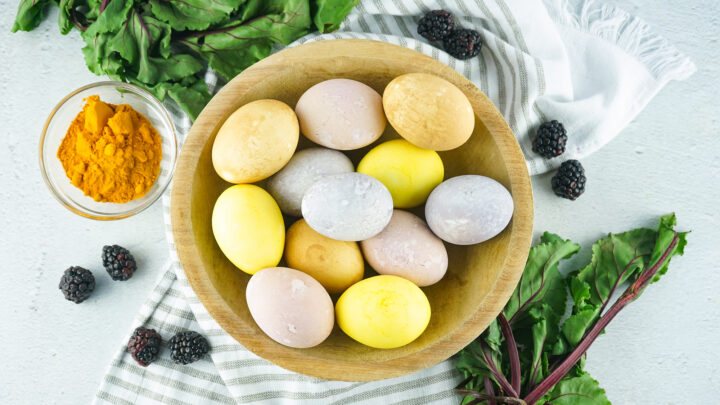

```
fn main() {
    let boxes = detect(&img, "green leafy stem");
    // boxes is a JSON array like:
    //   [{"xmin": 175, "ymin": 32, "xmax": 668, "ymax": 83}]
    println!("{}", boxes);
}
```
[
  {"xmin": 456, "ymin": 214, "xmax": 688, "ymax": 405},
  {"xmin": 521, "ymin": 233, "xmax": 680, "ymax": 404}
]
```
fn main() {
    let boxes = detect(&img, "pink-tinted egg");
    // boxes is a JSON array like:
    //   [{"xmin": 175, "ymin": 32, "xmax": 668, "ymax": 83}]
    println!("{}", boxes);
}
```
[
  {"xmin": 295, "ymin": 79, "xmax": 386, "ymax": 150},
  {"xmin": 361, "ymin": 210, "xmax": 448, "ymax": 286},
  {"xmin": 246, "ymin": 267, "xmax": 334, "ymax": 348}
]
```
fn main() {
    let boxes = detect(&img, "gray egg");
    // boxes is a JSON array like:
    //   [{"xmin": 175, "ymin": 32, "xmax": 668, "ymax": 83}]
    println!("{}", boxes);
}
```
[
  {"xmin": 425, "ymin": 175, "xmax": 513, "ymax": 245},
  {"xmin": 267, "ymin": 148, "xmax": 354, "ymax": 216},
  {"xmin": 302, "ymin": 173, "xmax": 393, "ymax": 241}
]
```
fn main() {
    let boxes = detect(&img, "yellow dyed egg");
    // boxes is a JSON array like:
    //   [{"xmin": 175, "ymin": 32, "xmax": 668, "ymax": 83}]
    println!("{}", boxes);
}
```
[
  {"xmin": 383, "ymin": 73, "xmax": 474, "ymax": 151},
  {"xmin": 212, "ymin": 99, "xmax": 299, "ymax": 184},
  {"xmin": 212, "ymin": 185, "xmax": 285, "ymax": 274},
  {"xmin": 285, "ymin": 219, "xmax": 364, "ymax": 294},
  {"xmin": 357, "ymin": 139, "xmax": 444, "ymax": 208},
  {"xmin": 335, "ymin": 275, "xmax": 431, "ymax": 349}
]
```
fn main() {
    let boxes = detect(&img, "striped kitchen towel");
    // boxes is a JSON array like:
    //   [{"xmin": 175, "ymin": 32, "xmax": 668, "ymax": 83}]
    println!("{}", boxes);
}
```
[{"xmin": 95, "ymin": 0, "xmax": 694, "ymax": 404}]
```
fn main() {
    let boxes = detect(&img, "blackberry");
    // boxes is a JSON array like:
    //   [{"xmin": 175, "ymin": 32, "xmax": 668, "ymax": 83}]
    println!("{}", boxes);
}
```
[
  {"xmin": 102, "ymin": 245, "xmax": 137, "ymax": 281},
  {"xmin": 59, "ymin": 266, "xmax": 95, "ymax": 303},
  {"xmin": 417, "ymin": 10, "xmax": 455, "ymax": 41},
  {"xmin": 533, "ymin": 120, "xmax": 568, "ymax": 158},
  {"xmin": 127, "ymin": 327, "xmax": 162, "ymax": 367},
  {"xmin": 551, "ymin": 160, "xmax": 586, "ymax": 200},
  {"xmin": 443, "ymin": 29, "xmax": 482, "ymax": 59},
  {"xmin": 168, "ymin": 331, "xmax": 210, "ymax": 365}
]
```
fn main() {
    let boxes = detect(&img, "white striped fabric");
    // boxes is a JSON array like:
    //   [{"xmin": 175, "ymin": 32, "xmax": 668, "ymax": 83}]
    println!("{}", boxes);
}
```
[
  {"xmin": 95, "ymin": 195, "xmax": 462, "ymax": 405},
  {"xmin": 95, "ymin": 1, "xmax": 694, "ymax": 404},
  {"xmin": 297, "ymin": 0, "xmax": 694, "ymax": 175}
]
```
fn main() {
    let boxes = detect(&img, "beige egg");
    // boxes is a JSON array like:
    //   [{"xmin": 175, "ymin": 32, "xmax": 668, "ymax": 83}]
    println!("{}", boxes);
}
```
[
  {"xmin": 246, "ymin": 267, "xmax": 334, "ymax": 349},
  {"xmin": 285, "ymin": 219, "xmax": 364, "ymax": 294},
  {"xmin": 383, "ymin": 73, "xmax": 474, "ymax": 151},
  {"xmin": 295, "ymin": 79, "xmax": 386, "ymax": 150},
  {"xmin": 361, "ymin": 210, "xmax": 448, "ymax": 287},
  {"xmin": 212, "ymin": 99, "xmax": 299, "ymax": 183}
]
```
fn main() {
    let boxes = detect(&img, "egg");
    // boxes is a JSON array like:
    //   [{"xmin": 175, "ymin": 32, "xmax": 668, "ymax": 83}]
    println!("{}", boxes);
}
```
[
  {"xmin": 361, "ymin": 210, "xmax": 448, "ymax": 286},
  {"xmin": 301, "ymin": 172, "xmax": 393, "ymax": 241},
  {"xmin": 212, "ymin": 99, "xmax": 299, "ymax": 183},
  {"xmin": 383, "ymin": 73, "xmax": 474, "ymax": 151},
  {"xmin": 212, "ymin": 185, "xmax": 285, "ymax": 274},
  {"xmin": 295, "ymin": 79, "xmax": 386, "ymax": 150},
  {"xmin": 246, "ymin": 267, "xmax": 334, "ymax": 348},
  {"xmin": 425, "ymin": 175, "xmax": 513, "ymax": 245},
  {"xmin": 357, "ymin": 139, "xmax": 444, "ymax": 208},
  {"xmin": 267, "ymin": 147, "xmax": 354, "ymax": 216},
  {"xmin": 335, "ymin": 275, "xmax": 430, "ymax": 349},
  {"xmin": 285, "ymin": 219, "xmax": 364, "ymax": 294}
]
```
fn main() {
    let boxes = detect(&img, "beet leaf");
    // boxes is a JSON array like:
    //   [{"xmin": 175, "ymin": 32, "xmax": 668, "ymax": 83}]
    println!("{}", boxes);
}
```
[
  {"xmin": 457, "ymin": 214, "xmax": 687, "ymax": 404},
  {"xmin": 12, "ymin": 0, "xmax": 358, "ymax": 120}
]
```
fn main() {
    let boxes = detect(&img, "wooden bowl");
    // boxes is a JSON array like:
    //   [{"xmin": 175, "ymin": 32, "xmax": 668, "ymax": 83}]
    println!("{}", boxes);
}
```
[{"xmin": 171, "ymin": 39, "xmax": 533, "ymax": 381}]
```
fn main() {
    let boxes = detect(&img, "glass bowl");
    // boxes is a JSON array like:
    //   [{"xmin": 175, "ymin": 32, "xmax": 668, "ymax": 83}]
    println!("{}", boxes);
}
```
[{"xmin": 39, "ymin": 81, "xmax": 178, "ymax": 220}]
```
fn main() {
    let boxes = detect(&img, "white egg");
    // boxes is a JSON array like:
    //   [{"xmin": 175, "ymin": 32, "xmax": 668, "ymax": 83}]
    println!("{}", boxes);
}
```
[
  {"xmin": 425, "ymin": 175, "xmax": 513, "ymax": 245},
  {"xmin": 301, "ymin": 173, "xmax": 393, "ymax": 241},
  {"xmin": 267, "ymin": 148, "xmax": 354, "ymax": 216},
  {"xmin": 246, "ymin": 267, "xmax": 334, "ymax": 349}
]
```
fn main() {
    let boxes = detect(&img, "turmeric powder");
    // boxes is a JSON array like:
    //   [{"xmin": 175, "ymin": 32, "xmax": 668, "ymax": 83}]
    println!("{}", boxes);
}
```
[{"xmin": 57, "ymin": 95, "xmax": 162, "ymax": 203}]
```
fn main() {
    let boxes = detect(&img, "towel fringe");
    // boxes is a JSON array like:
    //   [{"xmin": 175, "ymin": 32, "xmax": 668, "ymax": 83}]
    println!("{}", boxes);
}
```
[{"xmin": 545, "ymin": 0, "xmax": 696, "ymax": 83}]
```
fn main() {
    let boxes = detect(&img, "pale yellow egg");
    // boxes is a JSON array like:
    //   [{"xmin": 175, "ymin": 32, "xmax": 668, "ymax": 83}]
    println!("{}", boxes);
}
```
[
  {"xmin": 212, "ymin": 185, "xmax": 285, "ymax": 274},
  {"xmin": 357, "ymin": 139, "xmax": 444, "ymax": 208}
]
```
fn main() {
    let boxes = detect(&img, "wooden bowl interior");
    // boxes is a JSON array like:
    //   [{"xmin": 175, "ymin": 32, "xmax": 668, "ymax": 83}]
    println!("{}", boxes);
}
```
[{"xmin": 174, "ymin": 39, "xmax": 531, "ymax": 381}]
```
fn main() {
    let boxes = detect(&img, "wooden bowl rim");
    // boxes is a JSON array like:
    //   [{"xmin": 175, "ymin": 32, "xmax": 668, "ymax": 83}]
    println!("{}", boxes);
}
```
[{"xmin": 171, "ymin": 39, "xmax": 533, "ymax": 381}]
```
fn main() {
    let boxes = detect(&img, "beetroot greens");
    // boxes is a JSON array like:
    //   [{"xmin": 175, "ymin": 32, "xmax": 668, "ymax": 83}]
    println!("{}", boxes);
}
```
[{"xmin": 456, "ymin": 214, "xmax": 688, "ymax": 404}]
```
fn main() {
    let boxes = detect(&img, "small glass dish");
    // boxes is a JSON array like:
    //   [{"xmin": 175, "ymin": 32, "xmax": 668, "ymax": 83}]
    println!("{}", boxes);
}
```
[{"xmin": 39, "ymin": 81, "xmax": 178, "ymax": 220}]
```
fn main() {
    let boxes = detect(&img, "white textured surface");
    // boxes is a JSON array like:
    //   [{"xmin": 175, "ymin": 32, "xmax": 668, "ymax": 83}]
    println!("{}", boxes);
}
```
[
  {"xmin": 302, "ymin": 173, "xmax": 394, "ymax": 241},
  {"xmin": 425, "ymin": 175, "xmax": 514, "ymax": 245},
  {"xmin": 0, "ymin": 1, "xmax": 718, "ymax": 404},
  {"xmin": 267, "ymin": 147, "xmax": 355, "ymax": 216}
]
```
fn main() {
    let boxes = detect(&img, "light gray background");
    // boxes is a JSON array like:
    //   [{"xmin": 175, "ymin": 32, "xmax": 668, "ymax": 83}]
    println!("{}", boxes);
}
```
[{"xmin": 0, "ymin": 1, "xmax": 718, "ymax": 404}]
